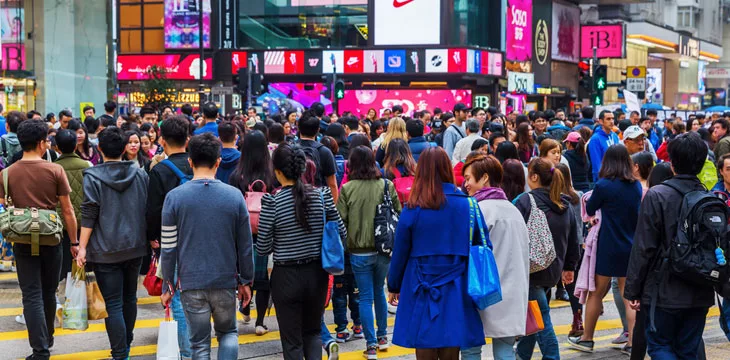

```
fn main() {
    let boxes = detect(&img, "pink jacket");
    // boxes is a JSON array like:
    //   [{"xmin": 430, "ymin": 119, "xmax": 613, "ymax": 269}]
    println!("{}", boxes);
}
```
[{"xmin": 574, "ymin": 191, "xmax": 600, "ymax": 305}]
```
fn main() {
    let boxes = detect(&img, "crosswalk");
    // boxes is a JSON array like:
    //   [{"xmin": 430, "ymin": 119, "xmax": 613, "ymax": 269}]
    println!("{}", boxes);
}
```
[{"xmin": 0, "ymin": 272, "xmax": 726, "ymax": 359}]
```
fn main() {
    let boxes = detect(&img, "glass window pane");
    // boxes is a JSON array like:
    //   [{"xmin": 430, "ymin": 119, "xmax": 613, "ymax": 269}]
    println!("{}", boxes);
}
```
[
  {"xmin": 143, "ymin": 29, "xmax": 165, "ymax": 52},
  {"xmin": 143, "ymin": 3, "xmax": 164, "ymax": 27},
  {"xmin": 120, "ymin": 5, "xmax": 141, "ymax": 28},
  {"xmin": 120, "ymin": 30, "xmax": 142, "ymax": 53}
]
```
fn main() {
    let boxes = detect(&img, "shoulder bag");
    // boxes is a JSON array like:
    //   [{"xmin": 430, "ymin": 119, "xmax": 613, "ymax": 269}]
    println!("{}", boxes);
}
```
[
  {"xmin": 467, "ymin": 197, "xmax": 502, "ymax": 310},
  {"xmin": 320, "ymin": 189, "xmax": 345, "ymax": 275}
]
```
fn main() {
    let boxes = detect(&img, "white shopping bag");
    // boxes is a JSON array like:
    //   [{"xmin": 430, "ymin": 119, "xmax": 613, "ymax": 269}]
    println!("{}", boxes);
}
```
[
  {"xmin": 62, "ymin": 264, "xmax": 88, "ymax": 330},
  {"xmin": 157, "ymin": 306, "xmax": 180, "ymax": 360}
]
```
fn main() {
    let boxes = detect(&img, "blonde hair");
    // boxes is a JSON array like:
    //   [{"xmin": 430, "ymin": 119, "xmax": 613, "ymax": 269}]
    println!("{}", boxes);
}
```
[{"xmin": 381, "ymin": 117, "xmax": 408, "ymax": 150}]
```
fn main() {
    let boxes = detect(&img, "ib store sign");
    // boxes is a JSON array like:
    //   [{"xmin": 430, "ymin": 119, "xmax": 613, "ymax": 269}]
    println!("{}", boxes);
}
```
[
  {"xmin": 374, "ymin": 0, "xmax": 441, "ymax": 46},
  {"xmin": 506, "ymin": 0, "xmax": 533, "ymax": 63},
  {"xmin": 580, "ymin": 24, "xmax": 624, "ymax": 59}
]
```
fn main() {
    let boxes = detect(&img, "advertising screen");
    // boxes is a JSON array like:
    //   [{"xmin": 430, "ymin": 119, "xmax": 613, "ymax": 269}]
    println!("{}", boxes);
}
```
[
  {"xmin": 291, "ymin": 0, "xmax": 367, "ymax": 5},
  {"xmin": 551, "ymin": 2, "xmax": 580, "ymax": 63},
  {"xmin": 506, "ymin": 0, "xmax": 532, "ymax": 62},
  {"xmin": 1, "ymin": 8, "xmax": 23, "ymax": 42},
  {"xmin": 164, "ymin": 0, "xmax": 211, "ymax": 49},
  {"xmin": 338, "ymin": 89, "xmax": 472, "ymax": 117},
  {"xmin": 117, "ymin": 54, "xmax": 213, "ymax": 80},
  {"xmin": 374, "ymin": 0, "xmax": 441, "ymax": 45}
]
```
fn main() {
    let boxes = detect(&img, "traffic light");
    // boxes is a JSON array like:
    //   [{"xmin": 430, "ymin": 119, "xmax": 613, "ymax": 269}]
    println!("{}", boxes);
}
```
[
  {"xmin": 322, "ymin": 74, "xmax": 334, "ymax": 99},
  {"xmin": 334, "ymin": 80, "xmax": 345, "ymax": 100},
  {"xmin": 578, "ymin": 61, "xmax": 591, "ymax": 91},
  {"xmin": 251, "ymin": 73, "xmax": 264, "ymax": 96},
  {"xmin": 235, "ymin": 68, "xmax": 248, "ymax": 93},
  {"xmin": 593, "ymin": 65, "xmax": 607, "ymax": 92},
  {"xmin": 591, "ymin": 92, "xmax": 604, "ymax": 106}
]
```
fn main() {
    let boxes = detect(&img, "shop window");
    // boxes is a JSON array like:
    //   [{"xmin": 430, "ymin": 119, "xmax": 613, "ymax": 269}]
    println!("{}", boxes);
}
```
[
  {"xmin": 144, "ymin": 29, "xmax": 165, "ymax": 52},
  {"xmin": 120, "ymin": 5, "xmax": 141, "ymax": 28},
  {"xmin": 120, "ymin": 30, "xmax": 142, "ymax": 53}
]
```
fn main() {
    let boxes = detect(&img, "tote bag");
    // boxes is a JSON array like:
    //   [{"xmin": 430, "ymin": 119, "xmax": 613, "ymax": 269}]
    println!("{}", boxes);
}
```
[
  {"xmin": 467, "ymin": 197, "xmax": 502, "ymax": 310},
  {"xmin": 62, "ymin": 263, "xmax": 88, "ymax": 330},
  {"xmin": 320, "ymin": 190, "xmax": 345, "ymax": 275}
]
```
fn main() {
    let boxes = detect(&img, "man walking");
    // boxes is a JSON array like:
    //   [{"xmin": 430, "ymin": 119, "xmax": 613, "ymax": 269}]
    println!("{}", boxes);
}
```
[
  {"xmin": 193, "ymin": 102, "xmax": 220, "ymax": 137},
  {"xmin": 75, "ymin": 127, "xmax": 149, "ymax": 360},
  {"xmin": 160, "ymin": 133, "xmax": 254, "ymax": 359},
  {"xmin": 587, "ymin": 110, "xmax": 619, "ymax": 180},
  {"xmin": 443, "ymin": 103, "xmax": 469, "ymax": 159}
]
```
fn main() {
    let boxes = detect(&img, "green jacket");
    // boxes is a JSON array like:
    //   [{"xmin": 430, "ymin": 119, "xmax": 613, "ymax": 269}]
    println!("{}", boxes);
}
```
[
  {"xmin": 336, "ymin": 179, "xmax": 402, "ymax": 253},
  {"xmin": 55, "ymin": 153, "xmax": 91, "ymax": 228}
]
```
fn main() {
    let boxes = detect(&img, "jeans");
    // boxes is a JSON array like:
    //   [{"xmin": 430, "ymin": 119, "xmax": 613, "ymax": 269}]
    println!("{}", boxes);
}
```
[
  {"xmin": 612, "ymin": 277, "xmax": 628, "ymax": 333},
  {"xmin": 271, "ymin": 261, "xmax": 328, "ymax": 360},
  {"xmin": 462, "ymin": 337, "xmax": 516, "ymax": 360},
  {"xmin": 181, "ymin": 288, "xmax": 239, "ymax": 360},
  {"xmin": 321, "ymin": 316, "xmax": 334, "ymax": 345},
  {"xmin": 171, "ymin": 291, "xmax": 192, "ymax": 358},
  {"xmin": 350, "ymin": 254, "xmax": 389, "ymax": 346},
  {"xmin": 332, "ymin": 272, "xmax": 360, "ymax": 332},
  {"xmin": 93, "ymin": 257, "xmax": 143, "ymax": 360},
  {"xmin": 516, "ymin": 286, "xmax": 560, "ymax": 360},
  {"xmin": 645, "ymin": 306, "xmax": 708, "ymax": 360},
  {"xmin": 14, "ymin": 243, "xmax": 62, "ymax": 360}
]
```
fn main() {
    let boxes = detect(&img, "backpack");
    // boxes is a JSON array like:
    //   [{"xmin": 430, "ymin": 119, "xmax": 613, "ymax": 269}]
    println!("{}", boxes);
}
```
[
  {"xmin": 1, "ymin": 137, "xmax": 21, "ymax": 168},
  {"xmin": 391, "ymin": 167, "xmax": 415, "ymax": 205},
  {"xmin": 160, "ymin": 159, "xmax": 193, "ymax": 185},
  {"xmin": 526, "ymin": 194, "xmax": 557, "ymax": 273},
  {"xmin": 373, "ymin": 179, "xmax": 399, "ymax": 257},
  {"xmin": 299, "ymin": 141, "xmax": 326, "ymax": 187},
  {"xmin": 245, "ymin": 180, "xmax": 267, "ymax": 234}
]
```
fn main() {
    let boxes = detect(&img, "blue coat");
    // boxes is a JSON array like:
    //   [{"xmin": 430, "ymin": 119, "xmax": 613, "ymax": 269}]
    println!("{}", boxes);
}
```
[
  {"xmin": 408, "ymin": 136, "xmax": 435, "ymax": 163},
  {"xmin": 388, "ymin": 183, "xmax": 487, "ymax": 349}
]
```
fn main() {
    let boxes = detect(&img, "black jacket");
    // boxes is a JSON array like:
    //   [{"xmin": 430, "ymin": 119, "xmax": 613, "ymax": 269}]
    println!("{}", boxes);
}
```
[
  {"xmin": 515, "ymin": 188, "xmax": 580, "ymax": 288},
  {"xmin": 145, "ymin": 152, "xmax": 193, "ymax": 242},
  {"xmin": 563, "ymin": 149, "xmax": 593, "ymax": 193},
  {"xmin": 624, "ymin": 175, "xmax": 715, "ymax": 309}
]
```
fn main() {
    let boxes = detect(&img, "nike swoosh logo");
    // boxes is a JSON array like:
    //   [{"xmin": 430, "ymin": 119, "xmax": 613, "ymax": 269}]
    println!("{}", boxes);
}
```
[{"xmin": 393, "ymin": 0, "xmax": 415, "ymax": 8}]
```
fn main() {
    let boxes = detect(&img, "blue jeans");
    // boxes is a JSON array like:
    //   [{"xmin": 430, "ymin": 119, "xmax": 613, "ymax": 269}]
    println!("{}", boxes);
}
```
[
  {"xmin": 645, "ymin": 306, "xmax": 708, "ymax": 360},
  {"xmin": 332, "ymin": 272, "xmax": 360, "ymax": 332},
  {"xmin": 516, "ymin": 286, "xmax": 560, "ymax": 360},
  {"xmin": 181, "ymin": 288, "xmax": 238, "ymax": 360},
  {"xmin": 350, "ymin": 254, "xmax": 389, "ymax": 346},
  {"xmin": 171, "ymin": 291, "xmax": 192, "ymax": 358},
  {"xmin": 462, "ymin": 337, "xmax": 516, "ymax": 360},
  {"xmin": 321, "ymin": 316, "xmax": 334, "ymax": 345},
  {"xmin": 93, "ymin": 257, "xmax": 143, "ymax": 360}
]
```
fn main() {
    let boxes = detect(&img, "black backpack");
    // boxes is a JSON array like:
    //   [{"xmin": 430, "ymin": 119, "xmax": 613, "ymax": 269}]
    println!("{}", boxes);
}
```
[
  {"xmin": 374, "ymin": 179, "xmax": 399, "ymax": 257},
  {"xmin": 299, "ymin": 141, "xmax": 326, "ymax": 187}
]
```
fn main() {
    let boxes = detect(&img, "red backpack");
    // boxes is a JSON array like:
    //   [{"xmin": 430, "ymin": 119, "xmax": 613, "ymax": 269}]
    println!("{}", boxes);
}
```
[{"xmin": 391, "ymin": 167, "xmax": 414, "ymax": 205}]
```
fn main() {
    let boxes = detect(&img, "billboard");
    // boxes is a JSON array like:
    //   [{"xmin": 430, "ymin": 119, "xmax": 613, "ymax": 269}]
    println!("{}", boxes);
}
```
[
  {"xmin": 231, "ymin": 51, "xmax": 247, "ymax": 74},
  {"xmin": 164, "ymin": 0, "xmax": 211, "ymax": 49},
  {"xmin": 374, "ymin": 0, "xmax": 441, "ymax": 45},
  {"xmin": 291, "ymin": 0, "xmax": 367, "ymax": 4},
  {"xmin": 580, "ymin": 24, "xmax": 624, "ymax": 58},
  {"xmin": 551, "ymin": 2, "xmax": 580, "ymax": 63},
  {"xmin": 339, "ymin": 89, "xmax": 472, "ymax": 117},
  {"xmin": 532, "ymin": 0, "xmax": 552, "ymax": 86},
  {"xmin": 1, "ymin": 8, "xmax": 23, "ymax": 42},
  {"xmin": 506, "ymin": 0, "xmax": 532, "ymax": 63},
  {"xmin": 2, "ymin": 43, "xmax": 24, "ymax": 70},
  {"xmin": 117, "ymin": 54, "xmax": 213, "ymax": 80}
]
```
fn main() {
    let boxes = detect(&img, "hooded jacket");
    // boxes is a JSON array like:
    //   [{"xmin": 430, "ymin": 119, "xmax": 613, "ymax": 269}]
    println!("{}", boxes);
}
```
[
  {"xmin": 514, "ymin": 188, "xmax": 580, "ymax": 288},
  {"xmin": 587, "ymin": 127, "xmax": 620, "ymax": 180},
  {"xmin": 216, "ymin": 147, "xmax": 241, "ymax": 184},
  {"xmin": 81, "ymin": 161, "xmax": 149, "ymax": 264}
]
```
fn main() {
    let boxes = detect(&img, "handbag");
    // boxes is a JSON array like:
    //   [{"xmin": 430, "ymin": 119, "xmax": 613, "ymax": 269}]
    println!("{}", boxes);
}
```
[
  {"xmin": 466, "ymin": 197, "xmax": 502, "ymax": 310},
  {"xmin": 373, "ymin": 179, "xmax": 399, "ymax": 257},
  {"xmin": 320, "ymin": 190, "xmax": 345, "ymax": 275},
  {"xmin": 0, "ymin": 170, "xmax": 63, "ymax": 256},
  {"xmin": 156, "ymin": 306, "xmax": 180, "ymax": 360},
  {"xmin": 245, "ymin": 180, "xmax": 267, "ymax": 234},
  {"xmin": 525, "ymin": 300, "xmax": 545, "ymax": 336},
  {"xmin": 62, "ymin": 263, "xmax": 88, "ymax": 330},
  {"xmin": 86, "ymin": 272, "xmax": 108, "ymax": 320},
  {"xmin": 143, "ymin": 254, "xmax": 163, "ymax": 296},
  {"xmin": 526, "ymin": 194, "xmax": 557, "ymax": 273}
]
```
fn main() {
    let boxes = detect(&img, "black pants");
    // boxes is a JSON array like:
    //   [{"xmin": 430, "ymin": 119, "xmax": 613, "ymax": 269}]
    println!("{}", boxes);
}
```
[
  {"xmin": 14, "ymin": 243, "xmax": 62, "ymax": 360},
  {"xmin": 59, "ymin": 231, "xmax": 72, "ymax": 282},
  {"xmin": 271, "ymin": 261, "xmax": 328, "ymax": 360},
  {"xmin": 241, "ymin": 289, "xmax": 271, "ymax": 327}
]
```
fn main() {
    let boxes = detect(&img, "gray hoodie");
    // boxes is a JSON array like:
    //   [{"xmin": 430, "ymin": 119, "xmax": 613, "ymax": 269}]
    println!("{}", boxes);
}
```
[{"xmin": 82, "ymin": 161, "xmax": 149, "ymax": 264}]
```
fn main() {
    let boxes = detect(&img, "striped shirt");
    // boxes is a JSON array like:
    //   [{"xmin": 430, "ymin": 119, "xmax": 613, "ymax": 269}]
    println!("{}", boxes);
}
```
[{"xmin": 256, "ymin": 186, "xmax": 346, "ymax": 263}]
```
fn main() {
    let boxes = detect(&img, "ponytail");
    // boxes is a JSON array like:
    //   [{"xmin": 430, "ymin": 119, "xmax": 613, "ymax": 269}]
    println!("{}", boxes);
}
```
[
  {"xmin": 574, "ymin": 137, "xmax": 586, "ymax": 160},
  {"xmin": 291, "ymin": 178, "xmax": 312, "ymax": 232},
  {"xmin": 549, "ymin": 167, "xmax": 566, "ymax": 210},
  {"xmin": 528, "ymin": 157, "xmax": 566, "ymax": 210}
]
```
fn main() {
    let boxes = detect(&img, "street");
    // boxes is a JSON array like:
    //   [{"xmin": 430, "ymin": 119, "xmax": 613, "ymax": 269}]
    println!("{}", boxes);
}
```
[{"xmin": 0, "ymin": 272, "xmax": 727, "ymax": 359}]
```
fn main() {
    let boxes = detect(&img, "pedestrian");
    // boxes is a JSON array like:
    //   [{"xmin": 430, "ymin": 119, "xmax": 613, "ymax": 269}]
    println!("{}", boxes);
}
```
[
  {"xmin": 451, "ymin": 119, "xmax": 482, "ymax": 166},
  {"xmin": 538, "ymin": 138, "xmax": 569, "ymax": 168},
  {"xmin": 516, "ymin": 123, "xmax": 536, "ymax": 163},
  {"xmin": 587, "ymin": 110, "xmax": 620, "ymax": 181},
  {"xmin": 337, "ymin": 145, "xmax": 402, "ymax": 359},
  {"xmin": 562, "ymin": 132, "xmax": 592, "ymax": 192},
  {"xmin": 297, "ymin": 111, "xmax": 339, "ymax": 199},
  {"xmin": 1, "ymin": 119, "xmax": 78, "ymax": 360},
  {"xmin": 500, "ymin": 159, "xmax": 527, "ymax": 202},
  {"xmin": 0, "ymin": 111, "xmax": 25, "ymax": 167},
  {"xmin": 569, "ymin": 144, "xmax": 640, "ymax": 355},
  {"xmin": 256, "ymin": 143, "xmax": 347, "ymax": 360},
  {"xmin": 122, "ymin": 130, "xmax": 151, "ymax": 171},
  {"xmin": 160, "ymin": 133, "xmax": 254, "ymax": 360},
  {"xmin": 140, "ymin": 123, "xmax": 163, "ymax": 157},
  {"xmin": 68, "ymin": 120, "xmax": 101, "ymax": 166},
  {"xmin": 406, "ymin": 119, "xmax": 434, "ymax": 163},
  {"xmin": 442, "ymin": 103, "xmax": 469, "ymax": 159},
  {"xmin": 631, "ymin": 151, "xmax": 654, "ymax": 194},
  {"xmin": 74, "ymin": 126, "xmax": 149, "ymax": 360},
  {"xmin": 320, "ymin": 136, "xmax": 345, "ymax": 187},
  {"xmin": 215, "ymin": 122, "xmax": 241, "ymax": 184},
  {"xmin": 375, "ymin": 117, "xmax": 408, "ymax": 164},
  {"xmin": 228, "ymin": 130, "xmax": 276, "ymax": 336},
  {"xmin": 325, "ymin": 122, "xmax": 350, "ymax": 159},
  {"xmin": 626, "ymin": 132, "xmax": 715, "ymax": 359},
  {"xmin": 193, "ymin": 102, "xmax": 220, "ymax": 136},
  {"xmin": 514, "ymin": 157, "xmax": 580, "ymax": 360},
  {"xmin": 388, "ymin": 147, "xmax": 486, "ymax": 359},
  {"xmin": 381, "ymin": 138, "xmax": 416, "ymax": 181},
  {"xmin": 461, "ymin": 152, "xmax": 529, "ymax": 360}
]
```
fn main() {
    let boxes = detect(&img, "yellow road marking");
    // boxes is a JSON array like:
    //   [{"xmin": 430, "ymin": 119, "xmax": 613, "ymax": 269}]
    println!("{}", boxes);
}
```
[
  {"xmin": 0, "ymin": 272, "xmax": 17, "ymax": 281},
  {"xmin": 0, "ymin": 297, "xmax": 162, "ymax": 317}
]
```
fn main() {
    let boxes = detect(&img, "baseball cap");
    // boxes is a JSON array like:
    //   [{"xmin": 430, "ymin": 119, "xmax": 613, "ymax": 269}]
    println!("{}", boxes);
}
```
[
  {"xmin": 563, "ymin": 132, "xmax": 582, "ymax": 143},
  {"xmin": 623, "ymin": 125, "xmax": 646, "ymax": 140},
  {"xmin": 453, "ymin": 103, "xmax": 471, "ymax": 113},
  {"xmin": 488, "ymin": 122, "xmax": 504, "ymax": 133},
  {"xmin": 246, "ymin": 118, "xmax": 256, "ymax": 129}
]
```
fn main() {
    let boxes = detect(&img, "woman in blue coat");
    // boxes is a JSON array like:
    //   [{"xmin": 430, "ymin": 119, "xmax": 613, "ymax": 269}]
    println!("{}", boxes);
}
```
[{"xmin": 388, "ymin": 147, "xmax": 487, "ymax": 359}]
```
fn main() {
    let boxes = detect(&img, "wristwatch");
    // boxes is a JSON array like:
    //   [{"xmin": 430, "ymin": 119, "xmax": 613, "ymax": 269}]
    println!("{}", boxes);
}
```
[{"xmin": 70, "ymin": 243, "xmax": 80, "ymax": 247}]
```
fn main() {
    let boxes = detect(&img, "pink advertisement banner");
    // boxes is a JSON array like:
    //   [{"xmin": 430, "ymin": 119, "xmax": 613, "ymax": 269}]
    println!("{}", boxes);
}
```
[
  {"xmin": 580, "ymin": 25, "xmax": 624, "ymax": 58},
  {"xmin": 339, "ymin": 89, "xmax": 472, "ymax": 117},
  {"xmin": 2, "ymin": 44, "xmax": 24, "ymax": 70},
  {"xmin": 164, "ymin": 0, "xmax": 211, "ymax": 49},
  {"xmin": 506, "ymin": 0, "xmax": 532, "ymax": 62},
  {"xmin": 117, "ymin": 54, "xmax": 213, "ymax": 81}
]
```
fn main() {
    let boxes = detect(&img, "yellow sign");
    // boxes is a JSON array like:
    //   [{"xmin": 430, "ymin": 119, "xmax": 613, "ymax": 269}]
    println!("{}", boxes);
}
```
[
  {"xmin": 627, "ymin": 66, "xmax": 646, "ymax": 78},
  {"xmin": 355, "ymin": 24, "xmax": 368, "ymax": 40},
  {"xmin": 79, "ymin": 102, "xmax": 94, "ymax": 118}
]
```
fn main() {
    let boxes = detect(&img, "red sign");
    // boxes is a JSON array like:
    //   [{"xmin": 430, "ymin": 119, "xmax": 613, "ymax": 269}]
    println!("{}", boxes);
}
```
[
  {"xmin": 284, "ymin": 50, "xmax": 304, "ymax": 74},
  {"xmin": 231, "ymin": 51, "xmax": 247, "ymax": 74},
  {"xmin": 2, "ymin": 44, "xmax": 25, "ymax": 71},
  {"xmin": 344, "ymin": 50, "xmax": 364, "ymax": 73},
  {"xmin": 580, "ymin": 24, "xmax": 624, "ymax": 58},
  {"xmin": 117, "ymin": 54, "xmax": 213, "ymax": 80},
  {"xmin": 448, "ymin": 49, "xmax": 467, "ymax": 73}
]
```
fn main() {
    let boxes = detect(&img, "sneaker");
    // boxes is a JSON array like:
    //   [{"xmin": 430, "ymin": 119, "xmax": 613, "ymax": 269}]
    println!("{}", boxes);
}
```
[
  {"xmin": 569, "ymin": 311, "xmax": 584, "ymax": 338},
  {"xmin": 567, "ymin": 336, "xmax": 594, "ymax": 353},
  {"xmin": 255, "ymin": 325, "xmax": 268, "ymax": 336},
  {"xmin": 612, "ymin": 331, "xmax": 629, "ymax": 344},
  {"xmin": 387, "ymin": 298, "xmax": 398, "ymax": 314},
  {"xmin": 15, "ymin": 314, "xmax": 25, "ymax": 325},
  {"xmin": 325, "ymin": 341, "xmax": 339, "ymax": 360},
  {"xmin": 555, "ymin": 288, "xmax": 570, "ymax": 301},
  {"xmin": 363, "ymin": 345, "xmax": 378, "ymax": 359},
  {"xmin": 335, "ymin": 330, "xmax": 352, "ymax": 343},
  {"xmin": 621, "ymin": 345, "xmax": 632, "ymax": 356},
  {"xmin": 377, "ymin": 336, "xmax": 389, "ymax": 351},
  {"xmin": 353, "ymin": 325, "xmax": 364, "ymax": 339}
]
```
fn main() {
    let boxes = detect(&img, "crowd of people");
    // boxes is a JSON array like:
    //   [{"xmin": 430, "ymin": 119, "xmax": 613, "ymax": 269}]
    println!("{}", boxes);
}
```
[{"xmin": 1, "ymin": 97, "xmax": 728, "ymax": 360}]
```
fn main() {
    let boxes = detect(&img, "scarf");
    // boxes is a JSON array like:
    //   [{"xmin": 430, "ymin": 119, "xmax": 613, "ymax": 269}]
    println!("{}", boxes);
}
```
[{"xmin": 473, "ymin": 187, "xmax": 508, "ymax": 202}]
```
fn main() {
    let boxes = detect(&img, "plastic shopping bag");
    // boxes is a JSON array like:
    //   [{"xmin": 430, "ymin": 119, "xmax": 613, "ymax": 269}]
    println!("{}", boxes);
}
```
[
  {"xmin": 467, "ymin": 198, "xmax": 502, "ymax": 310},
  {"xmin": 86, "ymin": 273, "xmax": 108, "ymax": 321},
  {"xmin": 157, "ymin": 306, "xmax": 180, "ymax": 360},
  {"xmin": 62, "ymin": 263, "xmax": 88, "ymax": 330}
]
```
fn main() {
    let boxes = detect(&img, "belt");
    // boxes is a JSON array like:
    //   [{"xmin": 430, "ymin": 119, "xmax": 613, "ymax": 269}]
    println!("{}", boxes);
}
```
[{"xmin": 274, "ymin": 257, "xmax": 320, "ymax": 267}]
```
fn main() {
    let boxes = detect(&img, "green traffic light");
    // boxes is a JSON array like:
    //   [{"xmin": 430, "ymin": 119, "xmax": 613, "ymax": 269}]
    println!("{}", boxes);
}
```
[
  {"xmin": 597, "ymin": 77, "xmax": 606, "ymax": 90},
  {"xmin": 336, "ymin": 89, "xmax": 345, "ymax": 99}
]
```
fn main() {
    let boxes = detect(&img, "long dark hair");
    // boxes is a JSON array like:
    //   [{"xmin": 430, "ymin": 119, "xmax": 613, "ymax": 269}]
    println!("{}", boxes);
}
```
[
  {"xmin": 325, "ymin": 122, "xmax": 348, "ymax": 150},
  {"xmin": 383, "ymin": 138, "xmax": 416, "ymax": 178},
  {"xmin": 68, "ymin": 119, "xmax": 93, "ymax": 156},
  {"xmin": 555, "ymin": 163, "xmax": 580, "ymax": 205},
  {"xmin": 229, "ymin": 130, "xmax": 276, "ymax": 193},
  {"xmin": 123, "ymin": 130, "xmax": 150, "ymax": 165},
  {"xmin": 631, "ymin": 151, "xmax": 655, "ymax": 181},
  {"xmin": 495, "ymin": 141, "xmax": 520, "ymax": 163},
  {"xmin": 408, "ymin": 147, "xmax": 454, "ymax": 209},
  {"xmin": 516, "ymin": 122, "xmax": 534, "ymax": 152},
  {"xmin": 272, "ymin": 144, "xmax": 313, "ymax": 231},
  {"xmin": 348, "ymin": 146, "xmax": 381, "ymax": 180},
  {"xmin": 501, "ymin": 159, "xmax": 526, "ymax": 201},
  {"xmin": 598, "ymin": 144, "xmax": 636, "ymax": 182},
  {"xmin": 350, "ymin": 134, "xmax": 372, "ymax": 150}
]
